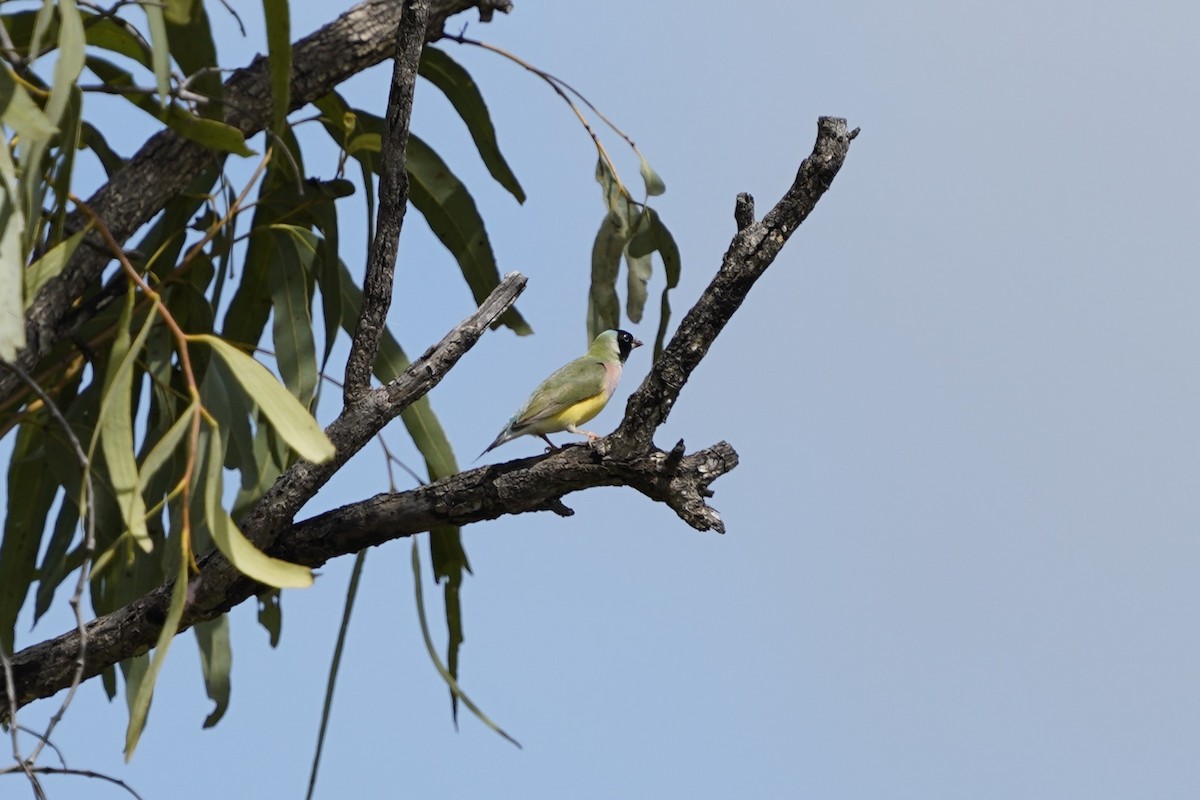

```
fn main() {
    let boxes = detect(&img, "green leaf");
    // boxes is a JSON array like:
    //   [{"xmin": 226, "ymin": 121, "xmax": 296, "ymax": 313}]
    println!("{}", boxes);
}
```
[
  {"xmin": 194, "ymin": 616, "xmax": 232, "ymax": 728},
  {"xmin": 124, "ymin": 555, "xmax": 187, "ymax": 759},
  {"xmin": 210, "ymin": 489, "xmax": 314, "ymax": 587},
  {"xmin": 411, "ymin": 539, "xmax": 519, "ymax": 748},
  {"xmin": 639, "ymin": 154, "xmax": 666, "ymax": 197},
  {"xmin": 94, "ymin": 288, "xmax": 156, "ymax": 553},
  {"xmin": 624, "ymin": 248, "xmax": 653, "ymax": 324},
  {"xmin": 262, "ymin": 0, "xmax": 291, "ymax": 132},
  {"xmin": 306, "ymin": 549, "xmax": 366, "ymax": 800},
  {"xmin": 134, "ymin": 400, "xmax": 195, "ymax": 503},
  {"xmin": 33, "ymin": 499, "xmax": 80, "ymax": 623},
  {"xmin": 143, "ymin": 0, "xmax": 171, "ymax": 104},
  {"xmin": 0, "ymin": 136, "xmax": 27, "ymax": 360},
  {"xmin": 648, "ymin": 211, "xmax": 681, "ymax": 358},
  {"xmin": 202, "ymin": 432, "xmax": 313, "ymax": 588},
  {"xmin": 267, "ymin": 225, "xmax": 317, "ymax": 408},
  {"xmin": 0, "ymin": 65, "xmax": 57, "ymax": 141},
  {"xmin": 257, "ymin": 589, "xmax": 283, "ymax": 647},
  {"xmin": 406, "ymin": 134, "xmax": 532, "ymax": 334},
  {"xmin": 47, "ymin": 86, "xmax": 83, "ymax": 242},
  {"xmin": 25, "ymin": 0, "xmax": 55, "ymax": 64},
  {"xmin": 418, "ymin": 47, "xmax": 525, "ymax": 203},
  {"xmin": 164, "ymin": 0, "xmax": 197, "ymax": 26},
  {"xmin": 44, "ymin": 0, "xmax": 84, "ymax": 128},
  {"xmin": 588, "ymin": 211, "xmax": 625, "ymax": 341},
  {"xmin": 198, "ymin": 335, "xmax": 334, "ymax": 463},
  {"xmin": 0, "ymin": 423, "xmax": 59, "ymax": 652},
  {"xmin": 25, "ymin": 229, "xmax": 84, "ymax": 306}
]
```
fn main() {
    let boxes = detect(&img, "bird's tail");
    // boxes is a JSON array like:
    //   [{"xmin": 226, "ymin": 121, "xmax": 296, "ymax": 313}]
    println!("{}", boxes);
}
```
[{"xmin": 475, "ymin": 425, "xmax": 513, "ymax": 462}]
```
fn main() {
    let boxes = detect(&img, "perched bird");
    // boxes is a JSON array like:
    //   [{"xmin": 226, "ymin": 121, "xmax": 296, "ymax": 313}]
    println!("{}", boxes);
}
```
[{"xmin": 480, "ymin": 329, "xmax": 643, "ymax": 457}]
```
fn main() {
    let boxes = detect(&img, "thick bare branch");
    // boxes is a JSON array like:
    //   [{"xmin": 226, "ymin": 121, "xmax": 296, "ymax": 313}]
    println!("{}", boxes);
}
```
[
  {"xmin": 4, "ymin": 0, "xmax": 513, "ymax": 402},
  {"xmin": 344, "ymin": 0, "xmax": 431, "ymax": 400}
]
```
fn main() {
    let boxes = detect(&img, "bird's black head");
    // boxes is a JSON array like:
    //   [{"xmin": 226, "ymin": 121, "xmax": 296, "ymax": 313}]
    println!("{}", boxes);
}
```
[{"xmin": 616, "ymin": 329, "xmax": 643, "ymax": 363}]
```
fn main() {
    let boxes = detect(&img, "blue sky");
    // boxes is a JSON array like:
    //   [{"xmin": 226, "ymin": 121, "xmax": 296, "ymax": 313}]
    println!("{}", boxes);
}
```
[{"xmin": 8, "ymin": 0, "xmax": 1200, "ymax": 797}]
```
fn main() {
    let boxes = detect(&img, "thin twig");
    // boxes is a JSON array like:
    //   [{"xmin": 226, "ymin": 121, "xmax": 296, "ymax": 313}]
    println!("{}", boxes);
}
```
[
  {"xmin": 442, "ymin": 33, "xmax": 630, "ymax": 199},
  {"xmin": 0, "ymin": 765, "xmax": 146, "ymax": 800},
  {"xmin": 0, "ymin": 359, "xmax": 96, "ymax": 766}
]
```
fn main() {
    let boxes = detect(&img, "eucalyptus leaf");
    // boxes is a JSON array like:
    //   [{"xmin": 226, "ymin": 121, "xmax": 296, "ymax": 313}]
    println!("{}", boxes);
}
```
[
  {"xmin": 588, "ymin": 211, "xmax": 625, "ymax": 341},
  {"xmin": 419, "ymin": 46, "xmax": 525, "ymax": 203},
  {"xmin": 199, "ymin": 334, "xmax": 335, "ymax": 464},
  {"xmin": 203, "ymin": 424, "xmax": 313, "ymax": 588},
  {"xmin": 195, "ymin": 616, "xmax": 232, "ymax": 727},
  {"xmin": 262, "ymin": 0, "xmax": 291, "ymax": 131}
]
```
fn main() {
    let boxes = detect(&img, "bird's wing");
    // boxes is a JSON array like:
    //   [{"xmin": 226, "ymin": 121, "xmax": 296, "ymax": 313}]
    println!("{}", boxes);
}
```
[{"xmin": 512, "ymin": 357, "xmax": 608, "ymax": 429}]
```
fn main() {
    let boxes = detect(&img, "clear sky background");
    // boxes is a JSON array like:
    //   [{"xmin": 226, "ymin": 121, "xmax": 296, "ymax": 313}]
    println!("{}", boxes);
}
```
[{"xmin": 9, "ymin": 0, "xmax": 1200, "ymax": 798}]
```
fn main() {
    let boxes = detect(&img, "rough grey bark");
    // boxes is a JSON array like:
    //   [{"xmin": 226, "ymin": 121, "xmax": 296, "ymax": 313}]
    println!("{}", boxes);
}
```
[{"xmin": 2, "ymin": 117, "xmax": 857, "ymax": 712}]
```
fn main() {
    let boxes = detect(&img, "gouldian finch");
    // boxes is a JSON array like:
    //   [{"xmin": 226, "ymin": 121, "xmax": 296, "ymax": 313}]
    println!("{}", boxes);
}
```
[{"xmin": 481, "ymin": 329, "xmax": 643, "ymax": 456}]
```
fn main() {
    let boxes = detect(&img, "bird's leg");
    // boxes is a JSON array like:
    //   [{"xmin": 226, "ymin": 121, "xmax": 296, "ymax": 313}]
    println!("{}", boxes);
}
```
[
  {"xmin": 566, "ymin": 424, "xmax": 600, "ymax": 444},
  {"xmin": 539, "ymin": 434, "xmax": 560, "ymax": 451}
]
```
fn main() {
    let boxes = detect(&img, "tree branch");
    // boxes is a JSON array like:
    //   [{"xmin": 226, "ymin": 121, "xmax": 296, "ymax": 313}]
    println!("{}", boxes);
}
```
[
  {"xmin": 2, "ymin": 118, "xmax": 857, "ymax": 715},
  {"xmin": 344, "ymin": 0, "xmax": 430, "ymax": 400},
  {"xmin": 4, "ymin": 0, "xmax": 512, "ymax": 402},
  {"xmin": 610, "ymin": 116, "xmax": 859, "ymax": 456}
]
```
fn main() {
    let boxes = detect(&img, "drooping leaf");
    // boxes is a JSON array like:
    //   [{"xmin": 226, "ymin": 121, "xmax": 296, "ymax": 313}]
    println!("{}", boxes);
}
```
[
  {"xmin": 223, "ymin": 129, "xmax": 305, "ymax": 346},
  {"xmin": 194, "ymin": 616, "xmax": 232, "ymax": 727},
  {"xmin": 143, "ymin": 0, "xmax": 171, "ymax": 104},
  {"xmin": 407, "ymin": 134, "xmax": 532, "ymax": 334},
  {"xmin": 134, "ymin": 400, "xmax": 196, "ymax": 504},
  {"xmin": 203, "ymin": 431, "xmax": 313, "ymax": 588},
  {"xmin": 262, "ymin": 0, "xmax": 291, "ymax": 132},
  {"xmin": 638, "ymin": 154, "xmax": 666, "ymax": 197},
  {"xmin": 199, "ymin": 334, "xmax": 335, "ymax": 464},
  {"xmin": 124, "ymin": 556, "xmax": 187, "ymax": 759},
  {"xmin": 305, "ymin": 549, "xmax": 366, "ymax": 800},
  {"xmin": 648, "ymin": 211, "xmax": 681, "ymax": 359},
  {"xmin": 411, "ymin": 539, "xmax": 519, "ymax": 748},
  {"xmin": 0, "ymin": 422, "xmax": 59, "ymax": 652},
  {"xmin": 418, "ymin": 46, "xmax": 525, "ymax": 203},
  {"xmin": 164, "ymin": 0, "xmax": 196, "ymax": 26},
  {"xmin": 95, "ymin": 287, "xmax": 156, "ymax": 553},
  {"xmin": 33, "ymin": 499, "xmax": 81, "ymax": 624},
  {"xmin": 47, "ymin": 86, "xmax": 83, "ymax": 242},
  {"xmin": 0, "ymin": 136, "xmax": 27, "ymax": 360},
  {"xmin": 0, "ymin": 65, "xmax": 57, "ymax": 141},
  {"xmin": 267, "ymin": 225, "xmax": 317, "ymax": 408},
  {"xmin": 624, "ymin": 249, "xmax": 653, "ymax": 324},
  {"xmin": 44, "ymin": 0, "xmax": 84, "ymax": 128},
  {"xmin": 257, "ymin": 589, "xmax": 283, "ymax": 647},
  {"xmin": 588, "ymin": 211, "xmax": 625, "ymax": 342}
]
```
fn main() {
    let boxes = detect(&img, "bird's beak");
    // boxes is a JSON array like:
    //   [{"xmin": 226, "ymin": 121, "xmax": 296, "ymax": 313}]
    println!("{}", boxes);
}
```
[{"xmin": 632, "ymin": 336, "xmax": 643, "ymax": 348}]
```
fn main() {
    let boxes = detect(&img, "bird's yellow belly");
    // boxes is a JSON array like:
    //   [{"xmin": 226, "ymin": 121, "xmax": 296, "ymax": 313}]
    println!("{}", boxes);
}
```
[{"xmin": 544, "ymin": 392, "xmax": 608, "ymax": 430}]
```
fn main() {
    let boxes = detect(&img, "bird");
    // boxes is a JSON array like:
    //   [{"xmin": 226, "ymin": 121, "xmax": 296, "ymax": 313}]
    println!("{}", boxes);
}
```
[{"xmin": 480, "ymin": 329, "xmax": 643, "ymax": 457}]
